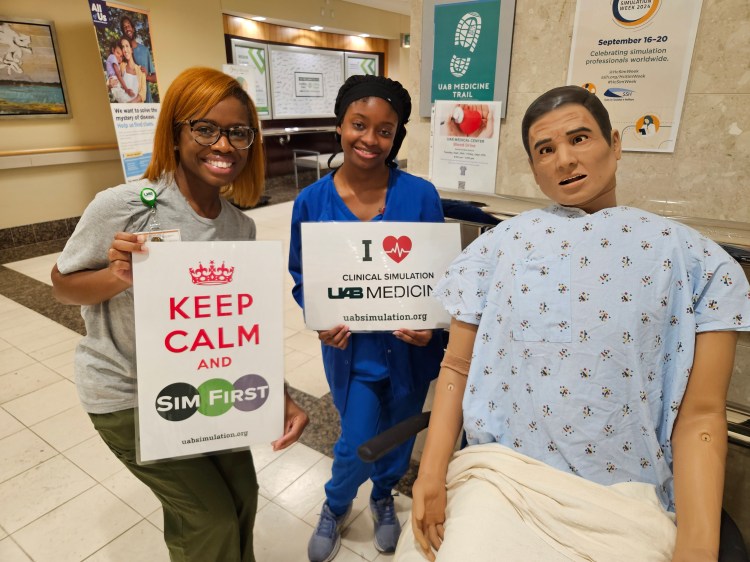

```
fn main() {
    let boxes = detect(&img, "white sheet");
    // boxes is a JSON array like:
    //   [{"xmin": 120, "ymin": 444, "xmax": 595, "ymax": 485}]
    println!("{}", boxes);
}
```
[{"xmin": 395, "ymin": 444, "xmax": 676, "ymax": 561}]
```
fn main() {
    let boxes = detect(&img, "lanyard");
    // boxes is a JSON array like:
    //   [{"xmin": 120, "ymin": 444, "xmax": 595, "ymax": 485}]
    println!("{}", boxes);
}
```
[{"xmin": 139, "ymin": 187, "xmax": 161, "ymax": 231}]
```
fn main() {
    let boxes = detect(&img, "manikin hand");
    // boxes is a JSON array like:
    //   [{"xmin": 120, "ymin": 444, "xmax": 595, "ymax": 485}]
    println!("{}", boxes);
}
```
[{"xmin": 411, "ymin": 473, "xmax": 447, "ymax": 561}]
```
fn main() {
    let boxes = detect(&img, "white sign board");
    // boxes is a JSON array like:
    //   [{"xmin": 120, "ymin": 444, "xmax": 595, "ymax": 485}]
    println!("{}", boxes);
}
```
[
  {"xmin": 132, "ymin": 241, "xmax": 284, "ymax": 463},
  {"xmin": 567, "ymin": 0, "xmax": 703, "ymax": 152},
  {"xmin": 430, "ymin": 100, "xmax": 502, "ymax": 194},
  {"xmin": 301, "ymin": 222, "xmax": 461, "ymax": 331}
]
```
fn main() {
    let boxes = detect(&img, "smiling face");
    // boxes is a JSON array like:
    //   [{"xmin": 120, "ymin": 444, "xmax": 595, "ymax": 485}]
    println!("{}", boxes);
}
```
[
  {"xmin": 174, "ymin": 96, "xmax": 251, "ymax": 195},
  {"xmin": 528, "ymin": 103, "xmax": 621, "ymax": 213},
  {"xmin": 336, "ymin": 97, "xmax": 398, "ymax": 172},
  {"xmin": 121, "ymin": 18, "xmax": 135, "ymax": 40},
  {"xmin": 119, "ymin": 38, "xmax": 133, "ymax": 62}
]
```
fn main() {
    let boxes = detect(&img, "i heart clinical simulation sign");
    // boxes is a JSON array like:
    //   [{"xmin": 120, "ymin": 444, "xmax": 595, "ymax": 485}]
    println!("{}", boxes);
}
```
[
  {"xmin": 132, "ymin": 241, "xmax": 284, "ymax": 464},
  {"xmin": 301, "ymin": 222, "xmax": 462, "ymax": 331}
]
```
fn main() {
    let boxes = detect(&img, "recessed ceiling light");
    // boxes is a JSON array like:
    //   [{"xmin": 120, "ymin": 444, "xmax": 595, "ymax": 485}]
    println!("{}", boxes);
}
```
[
  {"xmin": 251, "ymin": 16, "xmax": 266, "ymax": 21},
  {"xmin": 310, "ymin": 25, "xmax": 324, "ymax": 31},
  {"xmin": 359, "ymin": 33, "xmax": 370, "ymax": 38}
]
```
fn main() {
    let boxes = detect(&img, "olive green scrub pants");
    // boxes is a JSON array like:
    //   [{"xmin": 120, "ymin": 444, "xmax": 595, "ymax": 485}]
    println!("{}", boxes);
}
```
[{"xmin": 90, "ymin": 409, "xmax": 258, "ymax": 562}]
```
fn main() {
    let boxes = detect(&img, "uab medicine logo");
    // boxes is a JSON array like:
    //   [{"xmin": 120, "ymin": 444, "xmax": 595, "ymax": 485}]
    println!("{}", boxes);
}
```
[{"xmin": 156, "ymin": 374, "xmax": 270, "ymax": 421}]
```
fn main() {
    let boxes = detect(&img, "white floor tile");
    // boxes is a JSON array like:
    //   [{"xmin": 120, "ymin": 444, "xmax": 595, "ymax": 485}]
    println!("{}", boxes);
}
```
[
  {"xmin": 0, "ymin": 363, "xmax": 62, "ymax": 405},
  {"xmin": 2, "ymin": 320, "xmax": 74, "ymax": 349},
  {"xmin": 0, "ymin": 314, "xmax": 49, "ymax": 338},
  {"xmin": 64, "ymin": 435, "xmax": 125, "ymax": 482},
  {"xmin": 0, "ymin": 429, "xmax": 56, "ymax": 483},
  {"xmin": 2, "ymin": 379, "xmax": 79, "ymax": 426},
  {"xmin": 4, "ymin": 253, "xmax": 59, "ymax": 287},
  {"xmin": 52, "ymin": 359, "xmax": 76, "ymax": 380},
  {"xmin": 146, "ymin": 507, "xmax": 163, "ymax": 532},
  {"xmin": 285, "ymin": 348, "xmax": 315, "ymax": 372},
  {"xmin": 285, "ymin": 306, "xmax": 307, "ymax": 331},
  {"xmin": 286, "ymin": 354, "xmax": 330, "ymax": 398},
  {"xmin": 274, "ymin": 455, "xmax": 333, "ymax": 518},
  {"xmin": 0, "ymin": 337, "xmax": 12, "ymax": 352},
  {"xmin": 31, "ymin": 406, "xmax": 98, "ymax": 452},
  {"xmin": 85, "ymin": 520, "xmax": 169, "ymax": 562},
  {"xmin": 13, "ymin": 327, "xmax": 80, "ymax": 355},
  {"xmin": 0, "ymin": 538, "xmax": 32, "ymax": 562},
  {"xmin": 41, "ymin": 348, "xmax": 77, "ymax": 370},
  {"xmin": 0, "ymin": 408, "xmax": 24, "ymax": 440},
  {"xmin": 249, "ymin": 440, "xmax": 293, "ymax": 472},
  {"xmin": 101, "ymin": 468, "xmax": 161, "ymax": 517},
  {"xmin": 0, "ymin": 455, "xmax": 95, "ymax": 533},
  {"xmin": 0, "ymin": 348, "xmax": 35, "ymax": 377},
  {"xmin": 341, "ymin": 506, "xmax": 381, "ymax": 561},
  {"xmin": 257, "ymin": 442, "xmax": 324, "ymax": 498},
  {"xmin": 28, "ymin": 335, "xmax": 81, "ymax": 361},
  {"xmin": 251, "ymin": 501, "xmax": 315, "ymax": 562},
  {"xmin": 11, "ymin": 486, "xmax": 141, "ymax": 562},
  {"xmin": 0, "ymin": 525, "xmax": 5, "ymax": 540},
  {"xmin": 286, "ymin": 330, "xmax": 325, "ymax": 356}
]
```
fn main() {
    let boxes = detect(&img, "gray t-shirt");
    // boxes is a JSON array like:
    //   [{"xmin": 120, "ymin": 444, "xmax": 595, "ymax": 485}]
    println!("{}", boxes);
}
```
[{"xmin": 57, "ymin": 178, "xmax": 256, "ymax": 414}]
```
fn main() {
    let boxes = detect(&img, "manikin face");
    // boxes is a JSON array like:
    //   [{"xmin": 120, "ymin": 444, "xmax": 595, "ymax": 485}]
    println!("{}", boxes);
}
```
[
  {"xmin": 174, "ymin": 96, "xmax": 251, "ymax": 194},
  {"xmin": 336, "ymin": 97, "xmax": 398, "ymax": 172},
  {"xmin": 528, "ymin": 103, "xmax": 621, "ymax": 214},
  {"xmin": 122, "ymin": 19, "xmax": 135, "ymax": 40}
]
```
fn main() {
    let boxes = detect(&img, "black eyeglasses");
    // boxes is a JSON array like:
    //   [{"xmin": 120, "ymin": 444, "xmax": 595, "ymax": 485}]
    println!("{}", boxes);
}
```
[{"xmin": 181, "ymin": 119, "xmax": 258, "ymax": 150}]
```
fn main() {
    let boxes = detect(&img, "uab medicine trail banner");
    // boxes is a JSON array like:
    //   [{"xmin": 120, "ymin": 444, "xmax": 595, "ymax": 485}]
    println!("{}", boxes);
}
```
[
  {"xmin": 132, "ymin": 242, "xmax": 284, "ymax": 463},
  {"xmin": 301, "ymin": 222, "xmax": 461, "ymax": 331},
  {"xmin": 431, "ymin": 0, "xmax": 500, "ymax": 103}
]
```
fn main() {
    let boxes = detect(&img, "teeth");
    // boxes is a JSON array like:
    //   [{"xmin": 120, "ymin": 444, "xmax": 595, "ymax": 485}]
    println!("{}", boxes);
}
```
[
  {"xmin": 560, "ymin": 175, "xmax": 584, "ymax": 185},
  {"xmin": 207, "ymin": 160, "xmax": 232, "ymax": 169}
]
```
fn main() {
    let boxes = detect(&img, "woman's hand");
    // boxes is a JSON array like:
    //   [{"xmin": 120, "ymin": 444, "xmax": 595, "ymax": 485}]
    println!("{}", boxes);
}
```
[
  {"xmin": 411, "ymin": 473, "xmax": 448, "ymax": 561},
  {"xmin": 317, "ymin": 324, "xmax": 351, "ymax": 350},
  {"xmin": 272, "ymin": 389, "xmax": 310, "ymax": 451},
  {"xmin": 108, "ymin": 232, "xmax": 147, "ymax": 285},
  {"xmin": 393, "ymin": 328, "xmax": 432, "ymax": 347}
]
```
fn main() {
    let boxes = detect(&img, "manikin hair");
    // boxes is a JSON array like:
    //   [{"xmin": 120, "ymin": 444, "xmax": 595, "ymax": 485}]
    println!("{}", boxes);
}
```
[{"xmin": 521, "ymin": 86, "xmax": 613, "ymax": 157}]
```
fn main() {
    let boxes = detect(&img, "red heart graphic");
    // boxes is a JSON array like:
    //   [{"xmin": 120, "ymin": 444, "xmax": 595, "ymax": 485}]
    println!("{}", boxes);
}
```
[{"xmin": 383, "ymin": 236, "xmax": 412, "ymax": 263}]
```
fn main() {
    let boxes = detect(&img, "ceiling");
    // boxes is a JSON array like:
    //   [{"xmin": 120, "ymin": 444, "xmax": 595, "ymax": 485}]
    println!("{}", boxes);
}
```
[{"xmin": 341, "ymin": 0, "xmax": 410, "ymax": 16}]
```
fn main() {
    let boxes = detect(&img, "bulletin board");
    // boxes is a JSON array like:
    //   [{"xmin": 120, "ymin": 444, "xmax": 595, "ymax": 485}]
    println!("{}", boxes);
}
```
[
  {"xmin": 268, "ymin": 45, "xmax": 344, "ymax": 119},
  {"xmin": 229, "ymin": 38, "xmax": 272, "ymax": 119}
]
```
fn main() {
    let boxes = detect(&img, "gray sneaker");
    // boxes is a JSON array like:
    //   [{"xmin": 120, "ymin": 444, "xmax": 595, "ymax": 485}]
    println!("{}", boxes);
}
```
[
  {"xmin": 308, "ymin": 502, "xmax": 351, "ymax": 562},
  {"xmin": 370, "ymin": 495, "xmax": 401, "ymax": 553}
]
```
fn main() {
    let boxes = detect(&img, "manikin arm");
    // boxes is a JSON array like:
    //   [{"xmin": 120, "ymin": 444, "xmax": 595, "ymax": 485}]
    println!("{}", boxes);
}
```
[
  {"xmin": 411, "ymin": 318, "xmax": 477, "ymax": 561},
  {"xmin": 671, "ymin": 330, "xmax": 738, "ymax": 561}
]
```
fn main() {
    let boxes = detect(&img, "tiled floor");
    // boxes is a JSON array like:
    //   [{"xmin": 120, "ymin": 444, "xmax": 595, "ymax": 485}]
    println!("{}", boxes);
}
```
[{"xmin": 0, "ymin": 201, "xmax": 410, "ymax": 561}]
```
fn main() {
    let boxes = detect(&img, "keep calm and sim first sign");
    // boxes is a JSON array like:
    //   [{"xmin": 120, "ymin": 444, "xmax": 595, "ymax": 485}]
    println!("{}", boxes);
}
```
[{"xmin": 132, "ymin": 241, "xmax": 284, "ymax": 463}]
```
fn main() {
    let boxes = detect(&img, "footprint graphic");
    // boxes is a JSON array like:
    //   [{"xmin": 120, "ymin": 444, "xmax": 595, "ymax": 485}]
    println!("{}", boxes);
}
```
[{"xmin": 450, "ymin": 12, "xmax": 482, "ymax": 78}]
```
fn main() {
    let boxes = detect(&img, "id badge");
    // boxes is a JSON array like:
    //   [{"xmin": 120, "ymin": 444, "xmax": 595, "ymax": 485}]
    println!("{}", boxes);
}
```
[{"xmin": 136, "ymin": 229, "xmax": 181, "ymax": 243}]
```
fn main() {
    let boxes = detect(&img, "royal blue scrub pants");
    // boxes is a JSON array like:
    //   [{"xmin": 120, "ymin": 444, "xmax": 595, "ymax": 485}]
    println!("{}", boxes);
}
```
[{"xmin": 325, "ymin": 376, "xmax": 427, "ymax": 515}]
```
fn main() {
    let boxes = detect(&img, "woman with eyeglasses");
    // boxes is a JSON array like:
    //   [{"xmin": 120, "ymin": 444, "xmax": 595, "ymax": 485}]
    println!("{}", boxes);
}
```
[{"xmin": 51, "ymin": 67, "xmax": 308, "ymax": 562}]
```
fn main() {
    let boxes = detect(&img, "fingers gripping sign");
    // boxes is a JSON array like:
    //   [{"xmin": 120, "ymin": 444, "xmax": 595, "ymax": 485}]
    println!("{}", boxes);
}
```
[
  {"xmin": 108, "ymin": 232, "xmax": 147, "ymax": 285},
  {"xmin": 317, "ymin": 324, "xmax": 351, "ymax": 350}
]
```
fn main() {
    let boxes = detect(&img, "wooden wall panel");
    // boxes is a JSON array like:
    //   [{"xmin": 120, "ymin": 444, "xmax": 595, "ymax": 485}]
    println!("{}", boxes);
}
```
[{"xmin": 223, "ymin": 15, "xmax": 387, "ymax": 73}]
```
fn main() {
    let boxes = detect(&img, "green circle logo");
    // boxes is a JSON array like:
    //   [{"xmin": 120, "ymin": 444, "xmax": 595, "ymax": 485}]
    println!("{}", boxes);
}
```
[{"xmin": 197, "ymin": 378, "xmax": 235, "ymax": 416}]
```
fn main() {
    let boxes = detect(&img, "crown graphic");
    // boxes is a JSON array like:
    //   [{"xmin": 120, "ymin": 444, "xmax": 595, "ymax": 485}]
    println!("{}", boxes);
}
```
[{"xmin": 189, "ymin": 260, "xmax": 235, "ymax": 285}]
